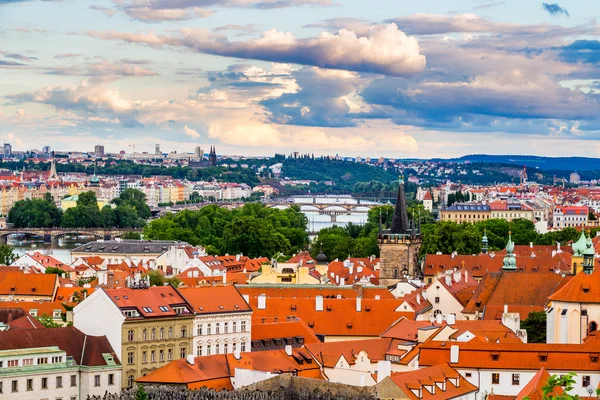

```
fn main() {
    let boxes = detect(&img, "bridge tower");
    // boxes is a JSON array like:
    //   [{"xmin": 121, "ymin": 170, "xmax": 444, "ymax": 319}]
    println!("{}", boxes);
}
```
[{"xmin": 378, "ymin": 174, "xmax": 422, "ymax": 287}]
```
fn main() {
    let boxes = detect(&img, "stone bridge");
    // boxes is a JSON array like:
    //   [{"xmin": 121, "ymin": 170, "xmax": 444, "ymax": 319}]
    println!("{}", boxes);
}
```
[
  {"xmin": 0, "ymin": 228, "xmax": 142, "ymax": 243},
  {"xmin": 267, "ymin": 200, "xmax": 378, "ymax": 223}
]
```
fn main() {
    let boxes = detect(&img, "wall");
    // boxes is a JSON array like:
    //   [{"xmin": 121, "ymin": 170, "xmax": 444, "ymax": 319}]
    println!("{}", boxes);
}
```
[{"xmin": 193, "ymin": 312, "xmax": 252, "ymax": 356}]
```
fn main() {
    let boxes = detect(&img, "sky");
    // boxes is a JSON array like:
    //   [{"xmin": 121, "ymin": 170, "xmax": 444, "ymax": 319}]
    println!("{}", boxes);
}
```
[{"xmin": 1, "ymin": 0, "xmax": 600, "ymax": 158}]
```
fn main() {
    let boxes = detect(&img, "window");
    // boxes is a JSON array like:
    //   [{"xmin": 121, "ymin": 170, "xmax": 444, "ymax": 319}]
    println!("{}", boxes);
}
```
[
  {"xmin": 492, "ymin": 373, "xmax": 500, "ymax": 384},
  {"xmin": 466, "ymin": 373, "xmax": 472, "ymax": 378},
  {"xmin": 168, "ymin": 327, "xmax": 173, "ymax": 338},
  {"xmin": 215, "ymin": 323, "xmax": 220, "ymax": 334},
  {"xmin": 180, "ymin": 347, "xmax": 187, "ymax": 359},
  {"xmin": 143, "ymin": 329, "xmax": 148, "ymax": 341},
  {"xmin": 94, "ymin": 375, "xmax": 100, "ymax": 387},
  {"xmin": 241, "ymin": 342, "xmax": 247, "ymax": 352},
  {"xmin": 224, "ymin": 343, "xmax": 229, "ymax": 353},
  {"xmin": 207, "ymin": 324, "xmax": 212, "ymax": 335},
  {"xmin": 71, "ymin": 375, "xmax": 77, "ymax": 387},
  {"xmin": 142, "ymin": 351, "xmax": 147, "ymax": 363},
  {"xmin": 233, "ymin": 343, "xmax": 237, "ymax": 353},
  {"xmin": 42, "ymin": 377, "xmax": 48, "ymax": 389},
  {"xmin": 181, "ymin": 326, "xmax": 187, "ymax": 338},
  {"xmin": 11, "ymin": 380, "xmax": 17, "ymax": 393},
  {"xmin": 159, "ymin": 350, "xmax": 164, "ymax": 362},
  {"xmin": 224, "ymin": 322, "xmax": 228, "ymax": 333},
  {"xmin": 127, "ymin": 352, "xmax": 134, "ymax": 364},
  {"xmin": 109, "ymin": 374, "xmax": 115, "ymax": 386},
  {"xmin": 160, "ymin": 328, "xmax": 165, "ymax": 339},
  {"xmin": 216, "ymin": 345, "xmax": 220, "ymax": 355},
  {"xmin": 207, "ymin": 345, "xmax": 212, "ymax": 355},
  {"xmin": 57, "ymin": 376, "xmax": 63, "ymax": 388},
  {"xmin": 435, "ymin": 297, "xmax": 440, "ymax": 304},
  {"xmin": 583, "ymin": 376, "xmax": 591, "ymax": 387},
  {"xmin": 232, "ymin": 322, "xmax": 237, "ymax": 333},
  {"xmin": 142, "ymin": 307, "xmax": 153, "ymax": 313},
  {"xmin": 241, "ymin": 321, "xmax": 246, "ymax": 332},
  {"xmin": 492, "ymin": 354, "xmax": 499, "ymax": 361},
  {"xmin": 8, "ymin": 359, "xmax": 18, "ymax": 367},
  {"xmin": 197, "ymin": 324, "xmax": 203, "ymax": 335},
  {"xmin": 197, "ymin": 345, "xmax": 203, "ymax": 356},
  {"xmin": 512, "ymin": 374, "xmax": 520, "ymax": 385},
  {"xmin": 0, "ymin": 381, "xmax": 2, "ymax": 394},
  {"xmin": 168, "ymin": 349, "xmax": 173, "ymax": 361},
  {"xmin": 151, "ymin": 328, "xmax": 156, "ymax": 340},
  {"xmin": 128, "ymin": 375, "xmax": 135, "ymax": 388},
  {"xmin": 52, "ymin": 356, "xmax": 63, "ymax": 363},
  {"xmin": 151, "ymin": 350, "xmax": 156, "ymax": 362},
  {"xmin": 22, "ymin": 358, "xmax": 33, "ymax": 366},
  {"xmin": 27, "ymin": 379, "xmax": 33, "ymax": 391}
]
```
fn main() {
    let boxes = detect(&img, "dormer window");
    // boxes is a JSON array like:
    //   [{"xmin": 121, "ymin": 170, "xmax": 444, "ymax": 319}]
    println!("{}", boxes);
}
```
[{"xmin": 491, "ymin": 352, "xmax": 500, "ymax": 361}]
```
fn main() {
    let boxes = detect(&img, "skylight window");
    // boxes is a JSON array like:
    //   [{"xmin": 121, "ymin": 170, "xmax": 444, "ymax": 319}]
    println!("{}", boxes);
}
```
[
  {"xmin": 142, "ymin": 307, "xmax": 154, "ymax": 313},
  {"xmin": 158, "ymin": 306, "xmax": 170, "ymax": 312}
]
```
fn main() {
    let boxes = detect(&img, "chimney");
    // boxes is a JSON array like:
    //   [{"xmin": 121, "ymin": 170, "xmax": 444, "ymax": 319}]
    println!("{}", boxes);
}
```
[
  {"xmin": 340, "ymin": 278, "xmax": 345, "ymax": 286},
  {"xmin": 186, "ymin": 354, "xmax": 195, "ymax": 365},
  {"xmin": 357, "ymin": 266, "xmax": 362, "ymax": 274},
  {"xmin": 234, "ymin": 349, "xmax": 241, "ymax": 359},
  {"xmin": 445, "ymin": 275, "xmax": 451, "ymax": 287},
  {"xmin": 243, "ymin": 294, "xmax": 250, "ymax": 304},
  {"xmin": 257, "ymin": 294, "xmax": 266, "ymax": 310},
  {"xmin": 453, "ymin": 268, "xmax": 461, "ymax": 283},
  {"xmin": 504, "ymin": 304, "xmax": 508, "ymax": 314},
  {"xmin": 376, "ymin": 360, "xmax": 391, "ymax": 383},
  {"xmin": 236, "ymin": 254, "xmax": 241, "ymax": 262},
  {"xmin": 530, "ymin": 242, "xmax": 533, "ymax": 248},
  {"xmin": 447, "ymin": 313, "xmax": 456, "ymax": 325},
  {"xmin": 464, "ymin": 270, "xmax": 468, "ymax": 284},
  {"xmin": 315, "ymin": 295, "xmax": 324, "ymax": 311},
  {"xmin": 435, "ymin": 313, "xmax": 443, "ymax": 325},
  {"xmin": 285, "ymin": 345, "xmax": 293, "ymax": 356},
  {"xmin": 349, "ymin": 264, "xmax": 354, "ymax": 275},
  {"xmin": 450, "ymin": 345, "xmax": 459, "ymax": 364},
  {"xmin": 223, "ymin": 270, "xmax": 227, "ymax": 284},
  {"xmin": 356, "ymin": 296, "xmax": 362, "ymax": 312}
]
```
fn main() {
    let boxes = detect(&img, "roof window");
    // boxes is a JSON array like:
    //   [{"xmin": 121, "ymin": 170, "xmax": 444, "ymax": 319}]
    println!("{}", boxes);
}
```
[{"xmin": 142, "ymin": 307, "xmax": 153, "ymax": 313}]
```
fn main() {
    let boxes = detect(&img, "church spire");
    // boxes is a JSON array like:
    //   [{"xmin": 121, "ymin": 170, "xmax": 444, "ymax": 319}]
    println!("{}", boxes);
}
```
[
  {"xmin": 502, "ymin": 231, "xmax": 517, "ymax": 271},
  {"xmin": 391, "ymin": 173, "xmax": 409, "ymax": 234}
]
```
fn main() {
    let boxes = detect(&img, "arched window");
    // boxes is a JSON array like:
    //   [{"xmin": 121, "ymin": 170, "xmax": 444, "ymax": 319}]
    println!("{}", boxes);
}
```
[
  {"xmin": 142, "ymin": 329, "xmax": 148, "ymax": 341},
  {"xmin": 127, "ymin": 330, "xmax": 134, "ymax": 342},
  {"xmin": 151, "ymin": 328, "xmax": 156, "ymax": 340},
  {"xmin": 127, "ymin": 375, "xmax": 134, "ymax": 388},
  {"xmin": 590, "ymin": 321, "xmax": 598, "ymax": 334},
  {"xmin": 168, "ymin": 327, "xmax": 173, "ymax": 338},
  {"xmin": 433, "ymin": 310, "xmax": 443, "ymax": 318},
  {"xmin": 159, "ymin": 328, "xmax": 164, "ymax": 339}
]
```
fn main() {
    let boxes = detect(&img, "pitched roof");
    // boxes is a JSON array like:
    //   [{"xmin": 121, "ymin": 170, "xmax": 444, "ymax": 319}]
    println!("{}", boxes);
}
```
[
  {"xmin": 7, "ymin": 314, "xmax": 45, "ymax": 330},
  {"xmin": 72, "ymin": 240, "xmax": 185, "ymax": 255},
  {"xmin": 305, "ymin": 338, "xmax": 393, "ymax": 368},
  {"xmin": 104, "ymin": 286, "xmax": 191, "ymax": 318},
  {"xmin": 386, "ymin": 363, "xmax": 478, "ymax": 400},
  {"xmin": 515, "ymin": 367, "xmax": 563, "ymax": 400},
  {"xmin": 0, "ymin": 326, "xmax": 118, "ymax": 366},
  {"xmin": 549, "ymin": 269, "xmax": 600, "ymax": 303},
  {"xmin": 252, "ymin": 318, "xmax": 320, "ymax": 344},
  {"xmin": 0, "ymin": 301, "xmax": 66, "ymax": 317},
  {"xmin": 136, "ymin": 354, "xmax": 232, "ymax": 387},
  {"xmin": 0, "ymin": 272, "xmax": 58, "ymax": 296},
  {"xmin": 237, "ymin": 284, "xmax": 394, "ymax": 300},
  {"xmin": 381, "ymin": 317, "xmax": 435, "ymax": 342},
  {"xmin": 178, "ymin": 285, "xmax": 251, "ymax": 314},
  {"xmin": 27, "ymin": 252, "xmax": 70, "ymax": 270}
]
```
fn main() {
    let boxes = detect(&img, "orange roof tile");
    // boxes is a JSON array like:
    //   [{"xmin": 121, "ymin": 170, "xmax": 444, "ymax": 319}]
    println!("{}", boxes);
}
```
[
  {"xmin": 0, "ymin": 272, "xmax": 58, "ymax": 297},
  {"xmin": 237, "ymin": 285, "xmax": 394, "ymax": 300},
  {"xmin": 549, "ymin": 269, "xmax": 600, "ymax": 303},
  {"xmin": 104, "ymin": 286, "xmax": 191, "ymax": 318},
  {"xmin": 305, "ymin": 338, "xmax": 393, "ymax": 367},
  {"xmin": 178, "ymin": 286, "xmax": 251, "ymax": 314},
  {"xmin": 252, "ymin": 319, "xmax": 320, "ymax": 344}
]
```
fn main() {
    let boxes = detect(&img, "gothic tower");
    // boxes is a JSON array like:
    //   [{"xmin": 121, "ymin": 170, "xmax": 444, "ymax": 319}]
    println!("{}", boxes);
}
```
[
  {"xmin": 378, "ymin": 174, "xmax": 422, "ymax": 287},
  {"xmin": 208, "ymin": 146, "xmax": 217, "ymax": 167}
]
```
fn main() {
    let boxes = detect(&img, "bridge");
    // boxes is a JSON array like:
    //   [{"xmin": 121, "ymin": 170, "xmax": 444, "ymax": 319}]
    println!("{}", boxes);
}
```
[
  {"xmin": 267, "ymin": 197, "xmax": 381, "ymax": 223},
  {"xmin": 0, "ymin": 228, "xmax": 142, "ymax": 243}
]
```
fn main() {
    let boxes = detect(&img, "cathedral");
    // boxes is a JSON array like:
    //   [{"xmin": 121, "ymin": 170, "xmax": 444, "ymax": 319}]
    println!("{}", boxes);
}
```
[{"xmin": 378, "ymin": 174, "xmax": 422, "ymax": 287}]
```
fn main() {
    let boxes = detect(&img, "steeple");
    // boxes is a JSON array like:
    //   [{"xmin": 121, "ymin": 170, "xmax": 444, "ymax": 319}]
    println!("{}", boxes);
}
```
[
  {"xmin": 583, "ymin": 231, "xmax": 595, "ymax": 275},
  {"xmin": 481, "ymin": 228, "xmax": 489, "ymax": 254},
  {"xmin": 48, "ymin": 159, "xmax": 59, "ymax": 181},
  {"xmin": 391, "ymin": 173, "xmax": 409, "ymax": 235},
  {"xmin": 502, "ymin": 231, "xmax": 517, "ymax": 271}
]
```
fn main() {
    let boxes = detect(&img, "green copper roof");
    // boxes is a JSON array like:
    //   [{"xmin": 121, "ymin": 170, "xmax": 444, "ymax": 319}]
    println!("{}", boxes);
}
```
[
  {"xmin": 502, "ymin": 232, "xmax": 517, "ymax": 271},
  {"xmin": 573, "ymin": 230, "xmax": 588, "ymax": 257}
]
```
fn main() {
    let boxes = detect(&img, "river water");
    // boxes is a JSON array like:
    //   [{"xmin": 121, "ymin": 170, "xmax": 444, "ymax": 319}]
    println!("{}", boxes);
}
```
[{"xmin": 8, "ymin": 239, "xmax": 93, "ymax": 264}]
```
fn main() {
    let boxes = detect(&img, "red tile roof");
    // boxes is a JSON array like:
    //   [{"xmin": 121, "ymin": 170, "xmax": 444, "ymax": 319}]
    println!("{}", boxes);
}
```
[
  {"xmin": 104, "ymin": 286, "xmax": 191, "ymax": 319},
  {"xmin": 252, "ymin": 319, "xmax": 320, "ymax": 344},
  {"xmin": 0, "ymin": 326, "xmax": 118, "ymax": 366},
  {"xmin": 0, "ymin": 301, "xmax": 66, "ymax": 317},
  {"xmin": 237, "ymin": 285, "xmax": 394, "ymax": 300},
  {"xmin": 0, "ymin": 272, "xmax": 58, "ymax": 297},
  {"xmin": 7, "ymin": 314, "xmax": 45, "ymax": 330},
  {"xmin": 305, "ymin": 338, "xmax": 393, "ymax": 367},
  {"xmin": 381, "ymin": 317, "xmax": 436, "ymax": 341},
  {"xmin": 178, "ymin": 285, "xmax": 251, "ymax": 314},
  {"xmin": 549, "ymin": 269, "xmax": 600, "ymax": 303},
  {"xmin": 387, "ymin": 363, "xmax": 478, "ymax": 400}
]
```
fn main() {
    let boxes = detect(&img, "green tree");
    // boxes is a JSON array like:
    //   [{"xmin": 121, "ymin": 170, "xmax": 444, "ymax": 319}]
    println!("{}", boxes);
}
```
[
  {"xmin": 520, "ymin": 311, "xmax": 547, "ymax": 343},
  {"xmin": 122, "ymin": 231, "xmax": 142, "ymax": 240},
  {"xmin": 114, "ymin": 189, "xmax": 151, "ymax": 219},
  {"xmin": 524, "ymin": 373, "xmax": 600, "ymax": 399},
  {"xmin": 135, "ymin": 385, "xmax": 149, "ymax": 400},
  {"xmin": 77, "ymin": 191, "xmax": 98, "ymax": 207},
  {"xmin": 8, "ymin": 198, "xmax": 62, "ymax": 228},
  {"xmin": 36, "ymin": 315, "xmax": 62, "ymax": 328},
  {"xmin": 0, "ymin": 245, "xmax": 16, "ymax": 265},
  {"xmin": 45, "ymin": 267, "xmax": 68, "ymax": 277}
]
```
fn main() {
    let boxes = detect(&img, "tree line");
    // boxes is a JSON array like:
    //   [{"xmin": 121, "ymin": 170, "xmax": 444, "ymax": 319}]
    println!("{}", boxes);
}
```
[
  {"xmin": 143, "ymin": 203, "xmax": 309, "ymax": 259},
  {"xmin": 7, "ymin": 189, "xmax": 150, "ymax": 229}
]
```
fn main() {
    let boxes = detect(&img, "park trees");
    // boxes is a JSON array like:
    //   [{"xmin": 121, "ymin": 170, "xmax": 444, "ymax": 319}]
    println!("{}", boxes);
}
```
[{"xmin": 8, "ymin": 198, "xmax": 62, "ymax": 228}]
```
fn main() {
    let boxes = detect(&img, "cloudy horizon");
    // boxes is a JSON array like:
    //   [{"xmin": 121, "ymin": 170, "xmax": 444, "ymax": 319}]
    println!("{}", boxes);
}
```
[{"xmin": 1, "ymin": 0, "xmax": 599, "ymax": 158}]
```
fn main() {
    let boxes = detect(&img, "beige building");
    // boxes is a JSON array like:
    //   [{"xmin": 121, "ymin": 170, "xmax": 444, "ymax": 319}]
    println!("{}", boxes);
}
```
[
  {"xmin": 440, "ymin": 204, "xmax": 491, "ymax": 223},
  {"xmin": 73, "ymin": 285, "xmax": 195, "ymax": 388},
  {"xmin": 249, "ymin": 262, "xmax": 321, "ymax": 284}
]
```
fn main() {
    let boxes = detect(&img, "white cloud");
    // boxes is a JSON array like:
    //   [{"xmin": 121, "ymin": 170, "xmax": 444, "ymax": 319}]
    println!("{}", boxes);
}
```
[{"xmin": 183, "ymin": 125, "xmax": 200, "ymax": 138}]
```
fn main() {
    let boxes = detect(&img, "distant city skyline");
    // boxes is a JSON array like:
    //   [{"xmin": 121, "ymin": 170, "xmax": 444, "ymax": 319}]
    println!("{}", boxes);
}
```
[{"xmin": 0, "ymin": 0, "xmax": 598, "ymax": 158}]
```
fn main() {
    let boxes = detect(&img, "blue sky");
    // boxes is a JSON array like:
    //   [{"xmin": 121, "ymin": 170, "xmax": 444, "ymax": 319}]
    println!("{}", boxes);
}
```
[{"xmin": 1, "ymin": 0, "xmax": 599, "ymax": 158}]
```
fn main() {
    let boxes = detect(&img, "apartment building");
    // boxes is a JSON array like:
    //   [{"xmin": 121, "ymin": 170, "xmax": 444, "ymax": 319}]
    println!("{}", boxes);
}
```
[
  {"xmin": 73, "ymin": 285, "xmax": 195, "ymax": 388},
  {"xmin": 0, "ymin": 326, "xmax": 121, "ymax": 400}
]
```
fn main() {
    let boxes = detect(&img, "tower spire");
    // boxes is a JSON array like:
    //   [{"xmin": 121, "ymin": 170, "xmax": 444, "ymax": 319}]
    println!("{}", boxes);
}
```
[{"xmin": 390, "ymin": 173, "xmax": 409, "ymax": 234}]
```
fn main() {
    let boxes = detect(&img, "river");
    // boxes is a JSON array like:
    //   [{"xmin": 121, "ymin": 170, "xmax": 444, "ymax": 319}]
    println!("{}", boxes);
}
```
[{"xmin": 8, "ymin": 238, "xmax": 94, "ymax": 264}]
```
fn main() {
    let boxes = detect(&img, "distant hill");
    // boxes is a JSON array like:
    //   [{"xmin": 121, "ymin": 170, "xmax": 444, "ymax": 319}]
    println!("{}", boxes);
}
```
[{"xmin": 431, "ymin": 154, "xmax": 600, "ymax": 172}]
